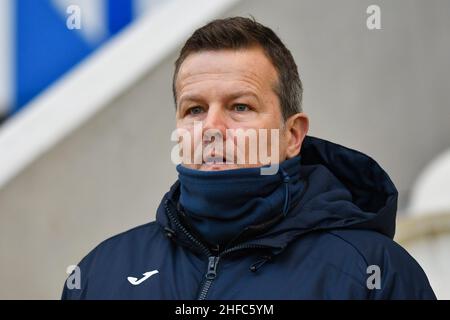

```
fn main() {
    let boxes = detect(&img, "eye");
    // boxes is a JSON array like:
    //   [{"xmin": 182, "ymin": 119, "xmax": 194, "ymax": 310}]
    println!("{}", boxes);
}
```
[
  {"xmin": 233, "ymin": 104, "xmax": 250, "ymax": 112},
  {"xmin": 187, "ymin": 106, "xmax": 205, "ymax": 116}
]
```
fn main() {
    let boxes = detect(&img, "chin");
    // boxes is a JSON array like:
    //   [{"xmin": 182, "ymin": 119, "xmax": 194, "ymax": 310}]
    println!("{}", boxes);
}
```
[
  {"xmin": 182, "ymin": 163, "xmax": 260, "ymax": 171},
  {"xmin": 199, "ymin": 163, "xmax": 238, "ymax": 171}
]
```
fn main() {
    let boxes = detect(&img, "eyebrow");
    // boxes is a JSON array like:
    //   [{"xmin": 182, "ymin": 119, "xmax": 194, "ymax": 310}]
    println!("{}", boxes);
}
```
[
  {"xmin": 227, "ymin": 90, "xmax": 260, "ymax": 101},
  {"xmin": 178, "ymin": 90, "xmax": 260, "ymax": 106},
  {"xmin": 178, "ymin": 94, "xmax": 202, "ymax": 106}
]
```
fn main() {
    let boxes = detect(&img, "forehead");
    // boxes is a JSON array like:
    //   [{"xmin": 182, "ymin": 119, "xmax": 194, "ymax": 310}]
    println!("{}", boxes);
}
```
[{"xmin": 175, "ymin": 47, "xmax": 278, "ymax": 100}]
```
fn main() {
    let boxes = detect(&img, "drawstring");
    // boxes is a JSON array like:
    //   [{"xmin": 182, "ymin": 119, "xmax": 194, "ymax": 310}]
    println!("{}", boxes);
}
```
[
  {"xmin": 249, "ymin": 255, "xmax": 273, "ymax": 272},
  {"xmin": 280, "ymin": 168, "xmax": 291, "ymax": 216}
]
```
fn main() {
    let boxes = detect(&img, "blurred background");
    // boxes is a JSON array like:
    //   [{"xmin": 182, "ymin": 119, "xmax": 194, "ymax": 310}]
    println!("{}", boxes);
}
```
[{"xmin": 0, "ymin": 0, "xmax": 449, "ymax": 299}]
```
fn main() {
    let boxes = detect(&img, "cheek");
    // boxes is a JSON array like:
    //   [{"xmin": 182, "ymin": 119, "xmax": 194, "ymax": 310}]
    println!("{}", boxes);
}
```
[
  {"xmin": 261, "ymin": 127, "xmax": 286, "ymax": 160},
  {"xmin": 277, "ymin": 131, "xmax": 289, "ymax": 159}
]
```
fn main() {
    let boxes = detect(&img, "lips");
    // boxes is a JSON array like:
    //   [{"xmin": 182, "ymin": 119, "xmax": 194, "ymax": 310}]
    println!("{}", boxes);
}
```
[{"xmin": 203, "ymin": 154, "xmax": 226, "ymax": 165}]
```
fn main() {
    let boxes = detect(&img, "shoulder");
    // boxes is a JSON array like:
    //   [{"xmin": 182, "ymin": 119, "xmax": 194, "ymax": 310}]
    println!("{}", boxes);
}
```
[
  {"xmin": 326, "ymin": 228, "xmax": 420, "ymax": 268},
  {"xmin": 321, "ymin": 229, "xmax": 436, "ymax": 299},
  {"xmin": 92, "ymin": 221, "xmax": 163, "ymax": 251},
  {"xmin": 80, "ymin": 221, "xmax": 165, "ymax": 267},
  {"xmin": 62, "ymin": 221, "xmax": 167, "ymax": 299}
]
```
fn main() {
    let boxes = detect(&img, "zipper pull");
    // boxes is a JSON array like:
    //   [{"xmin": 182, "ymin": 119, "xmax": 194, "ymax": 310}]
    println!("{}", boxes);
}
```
[{"xmin": 206, "ymin": 256, "xmax": 219, "ymax": 280}]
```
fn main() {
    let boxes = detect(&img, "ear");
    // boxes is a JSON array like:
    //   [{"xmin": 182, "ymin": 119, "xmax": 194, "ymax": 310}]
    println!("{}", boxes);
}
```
[{"xmin": 284, "ymin": 112, "xmax": 309, "ymax": 158}]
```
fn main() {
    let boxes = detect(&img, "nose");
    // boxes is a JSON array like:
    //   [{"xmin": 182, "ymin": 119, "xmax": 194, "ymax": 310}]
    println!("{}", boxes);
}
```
[{"xmin": 202, "ymin": 104, "xmax": 228, "ymax": 137}]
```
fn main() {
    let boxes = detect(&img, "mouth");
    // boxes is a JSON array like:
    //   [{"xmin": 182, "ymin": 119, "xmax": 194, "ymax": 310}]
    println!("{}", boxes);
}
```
[{"xmin": 203, "ymin": 155, "xmax": 226, "ymax": 165}]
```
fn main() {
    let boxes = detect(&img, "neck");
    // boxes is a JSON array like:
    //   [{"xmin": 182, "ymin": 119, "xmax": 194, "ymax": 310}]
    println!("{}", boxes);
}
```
[{"xmin": 176, "ymin": 156, "xmax": 304, "ymax": 247}]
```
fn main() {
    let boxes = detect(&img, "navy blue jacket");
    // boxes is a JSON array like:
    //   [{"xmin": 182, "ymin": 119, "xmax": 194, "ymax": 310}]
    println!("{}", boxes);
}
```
[{"xmin": 62, "ymin": 136, "xmax": 436, "ymax": 299}]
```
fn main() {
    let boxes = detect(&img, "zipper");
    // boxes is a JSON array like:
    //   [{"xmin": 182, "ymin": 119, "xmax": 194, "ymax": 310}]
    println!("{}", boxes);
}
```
[
  {"xmin": 165, "ymin": 200, "xmax": 218, "ymax": 300},
  {"xmin": 221, "ymin": 243, "xmax": 271, "ymax": 256},
  {"xmin": 197, "ymin": 256, "xmax": 220, "ymax": 300},
  {"xmin": 164, "ymin": 198, "xmax": 273, "ymax": 300},
  {"xmin": 164, "ymin": 199, "xmax": 211, "ymax": 257},
  {"xmin": 197, "ymin": 244, "xmax": 271, "ymax": 300}
]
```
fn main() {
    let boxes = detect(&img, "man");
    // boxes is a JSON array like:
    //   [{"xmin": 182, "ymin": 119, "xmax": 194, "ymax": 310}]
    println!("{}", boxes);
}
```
[{"xmin": 62, "ymin": 17, "xmax": 435, "ymax": 299}]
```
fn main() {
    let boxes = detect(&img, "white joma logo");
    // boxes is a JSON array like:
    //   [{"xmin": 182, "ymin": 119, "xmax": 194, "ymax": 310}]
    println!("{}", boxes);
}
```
[{"xmin": 127, "ymin": 270, "xmax": 159, "ymax": 285}]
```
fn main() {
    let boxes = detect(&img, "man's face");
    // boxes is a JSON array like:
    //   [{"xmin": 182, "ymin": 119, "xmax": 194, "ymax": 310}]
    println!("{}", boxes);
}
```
[{"xmin": 174, "ymin": 46, "xmax": 307, "ymax": 171}]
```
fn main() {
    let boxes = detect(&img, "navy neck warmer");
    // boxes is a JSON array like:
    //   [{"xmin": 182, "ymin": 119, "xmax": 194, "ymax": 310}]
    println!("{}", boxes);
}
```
[{"xmin": 176, "ymin": 156, "xmax": 304, "ymax": 247}]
